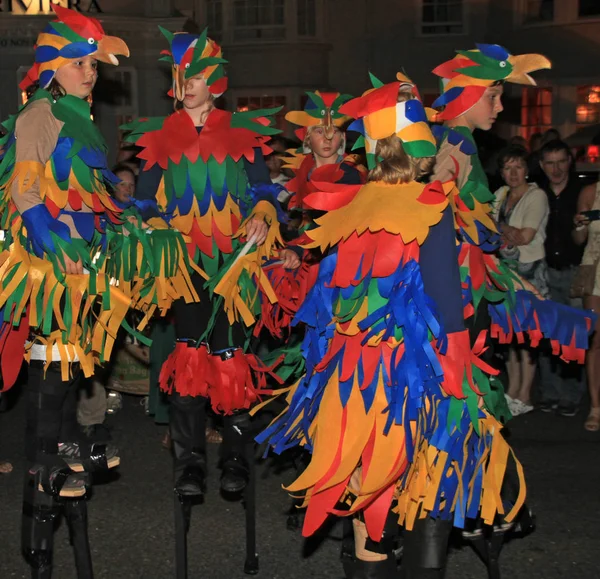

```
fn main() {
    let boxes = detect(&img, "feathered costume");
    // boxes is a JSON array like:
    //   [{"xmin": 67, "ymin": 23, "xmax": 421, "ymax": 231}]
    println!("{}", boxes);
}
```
[
  {"xmin": 431, "ymin": 44, "xmax": 594, "ymax": 376},
  {"xmin": 0, "ymin": 6, "xmax": 196, "ymax": 388},
  {"xmin": 3, "ymin": 8, "xmax": 201, "ymax": 573},
  {"xmin": 257, "ymin": 74, "xmax": 525, "ymax": 542},
  {"xmin": 255, "ymin": 90, "xmax": 366, "ymax": 343},
  {"xmin": 122, "ymin": 29, "xmax": 285, "ymax": 414}
]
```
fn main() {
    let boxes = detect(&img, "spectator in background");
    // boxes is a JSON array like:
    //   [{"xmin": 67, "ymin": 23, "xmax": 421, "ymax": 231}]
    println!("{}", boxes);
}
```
[
  {"xmin": 492, "ymin": 145, "xmax": 549, "ymax": 416},
  {"xmin": 77, "ymin": 164, "xmax": 139, "ymax": 441},
  {"xmin": 538, "ymin": 140, "xmax": 586, "ymax": 416},
  {"xmin": 111, "ymin": 164, "xmax": 136, "ymax": 205},
  {"xmin": 573, "ymin": 178, "xmax": 600, "ymax": 431},
  {"xmin": 528, "ymin": 131, "xmax": 544, "ymax": 185},
  {"xmin": 509, "ymin": 135, "xmax": 529, "ymax": 150},
  {"xmin": 541, "ymin": 127, "xmax": 560, "ymax": 146},
  {"xmin": 265, "ymin": 136, "xmax": 292, "ymax": 203}
]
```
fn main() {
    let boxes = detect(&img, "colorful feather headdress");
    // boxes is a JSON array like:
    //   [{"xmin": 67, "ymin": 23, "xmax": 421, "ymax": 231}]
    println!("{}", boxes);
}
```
[
  {"xmin": 158, "ymin": 27, "xmax": 228, "ymax": 101},
  {"xmin": 340, "ymin": 72, "xmax": 437, "ymax": 169},
  {"xmin": 286, "ymin": 91, "xmax": 353, "ymax": 144},
  {"xmin": 432, "ymin": 43, "xmax": 551, "ymax": 121},
  {"xmin": 19, "ymin": 4, "xmax": 129, "ymax": 90}
]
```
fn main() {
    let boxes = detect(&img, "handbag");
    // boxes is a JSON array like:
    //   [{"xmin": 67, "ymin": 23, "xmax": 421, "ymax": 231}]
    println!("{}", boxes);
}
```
[{"xmin": 570, "ymin": 262, "xmax": 598, "ymax": 298}]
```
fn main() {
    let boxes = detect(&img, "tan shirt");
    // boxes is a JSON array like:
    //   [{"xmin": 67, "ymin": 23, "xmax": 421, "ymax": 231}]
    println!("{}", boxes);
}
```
[{"xmin": 12, "ymin": 99, "xmax": 85, "ymax": 238}]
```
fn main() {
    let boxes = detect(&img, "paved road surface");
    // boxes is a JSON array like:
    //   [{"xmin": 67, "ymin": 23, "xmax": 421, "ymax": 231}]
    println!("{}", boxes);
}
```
[{"xmin": 1, "ymin": 390, "xmax": 598, "ymax": 579}]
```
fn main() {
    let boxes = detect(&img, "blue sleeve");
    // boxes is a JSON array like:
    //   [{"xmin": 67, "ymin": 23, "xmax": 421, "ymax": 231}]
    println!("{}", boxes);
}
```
[
  {"xmin": 243, "ymin": 148, "xmax": 271, "ymax": 185},
  {"xmin": 339, "ymin": 164, "xmax": 363, "ymax": 185},
  {"xmin": 133, "ymin": 160, "xmax": 163, "ymax": 220},
  {"xmin": 420, "ymin": 206, "xmax": 465, "ymax": 334}
]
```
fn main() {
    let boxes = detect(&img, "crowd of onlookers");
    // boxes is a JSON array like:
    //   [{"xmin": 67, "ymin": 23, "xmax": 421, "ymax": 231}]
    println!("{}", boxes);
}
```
[{"xmin": 492, "ymin": 129, "xmax": 600, "ymax": 431}]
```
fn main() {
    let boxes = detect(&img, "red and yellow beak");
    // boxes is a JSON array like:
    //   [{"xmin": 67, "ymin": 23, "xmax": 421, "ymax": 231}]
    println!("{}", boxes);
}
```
[{"xmin": 94, "ymin": 35, "xmax": 130, "ymax": 66}]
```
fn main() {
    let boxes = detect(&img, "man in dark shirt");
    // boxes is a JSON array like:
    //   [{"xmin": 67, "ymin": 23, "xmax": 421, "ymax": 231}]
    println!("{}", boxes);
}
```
[{"xmin": 539, "ymin": 139, "xmax": 586, "ymax": 415}]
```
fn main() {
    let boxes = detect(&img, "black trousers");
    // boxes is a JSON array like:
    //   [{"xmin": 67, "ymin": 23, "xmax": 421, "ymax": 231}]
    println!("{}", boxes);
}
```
[
  {"xmin": 173, "ymin": 272, "xmax": 245, "ymax": 350},
  {"xmin": 25, "ymin": 363, "xmax": 81, "ymax": 462}
]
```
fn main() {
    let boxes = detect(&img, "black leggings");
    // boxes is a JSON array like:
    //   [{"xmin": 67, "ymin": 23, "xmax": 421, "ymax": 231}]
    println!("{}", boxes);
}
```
[{"xmin": 173, "ymin": 272, "xmax": 245, "ymax": 350}]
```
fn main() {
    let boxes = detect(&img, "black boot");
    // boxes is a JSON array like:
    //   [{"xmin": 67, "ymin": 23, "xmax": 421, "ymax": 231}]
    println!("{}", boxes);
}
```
[
  {"xmin": 220, "ymin": 412, "xmax": 252, "ymax": 494},
  {"xmin": 353, "ymin": 557, "xmax": 399, "ymax": 579},
  {"xmin": 170, "ymin": 392, "xmax": 207, "ymax": 497},
  {"xmin": 401, "ymin": 517, "xmax": 452, "ymax": 579}
]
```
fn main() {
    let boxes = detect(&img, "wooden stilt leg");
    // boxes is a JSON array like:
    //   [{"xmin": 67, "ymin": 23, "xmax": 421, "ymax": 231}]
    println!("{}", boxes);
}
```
[
  {"xmin": 174, "ymin": 491, "xmax": 192, "ymax": 579},
  {"xmin": 243, "ymin": 440, "xmax": 258, "ymax": 575},
  {"xmin": 22, "ymin": 468, "xmax": 57, "ymax": 579},
  {"xmin": 65, "ymin": 497, "xmax": 94, "ymax": 579}
]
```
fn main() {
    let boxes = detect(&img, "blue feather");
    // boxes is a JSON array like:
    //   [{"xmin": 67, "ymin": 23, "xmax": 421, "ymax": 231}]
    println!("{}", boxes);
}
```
[{"xmin": 476, "ymin": 43, "xmax": 510, "ymax": 62}]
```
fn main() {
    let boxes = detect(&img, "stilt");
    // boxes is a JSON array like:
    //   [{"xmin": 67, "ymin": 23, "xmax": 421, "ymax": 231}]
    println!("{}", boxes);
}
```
[
  {"xmin": 22, "ymin": 467, "xmax": 57, "ymax": 579},
  {"xmin": 466, "ymin": 528, "xmax": 504, "ymax": 579},
  {"xmin": 340, "ymin": 517, "xmax": 356, "ymax": 579},
  {"xmin": 174, "ymin": 491, "xmax": 193, "ymax": 579},
  {"xmin": 65, "ymin": 496, "xmax": 94, "ymax": 579},
  {"xmin": 243, "ymin": 437, "xmax": 258, "ymax": 575}
]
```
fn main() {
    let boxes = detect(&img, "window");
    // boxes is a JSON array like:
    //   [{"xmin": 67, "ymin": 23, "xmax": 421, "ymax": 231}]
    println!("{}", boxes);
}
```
[
  {"xmin": 206, "ymin": 0, "xmax": 223, "ymax": 39},
  {"xmin": 234, "ymin": 0, "xmax": 286, "ymax": 41},
  {"xmin": 579, "ymin": 0, "xmax": 600, "ymax": 18},
  {"xmin": 421, "ymin": 0, "xmax": 464, "ymax": 35},
  {"xmin": 520, "ymin": 87, "xmax": 552, "ymax": 139},
  {"xmin": 524, "ymin": 0, "xmax": 554, "ymax": 24},
  {"xmin": 576, "ymin": 86, "xmax": 600, "ymax": 125},
  {"xmin": 110, "ymin": 68, "xmax": 138, "ymax": 114},
  {"xmin": 297, "ymin": 0, "xmax": 316, "ymax": 37},
  {"xmin": 237, "ymin": 95, "xmax": 287, "ymax": 130}
]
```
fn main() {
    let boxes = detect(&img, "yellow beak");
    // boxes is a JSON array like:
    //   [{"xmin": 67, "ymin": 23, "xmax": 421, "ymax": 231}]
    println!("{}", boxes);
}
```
[
  {"xmin": 94, "ymin": 36, "xmax": 130, "ymax": 66},
  {"xmin": 506, "ymin": 53, "xmax": 552, "ymax": 85}
]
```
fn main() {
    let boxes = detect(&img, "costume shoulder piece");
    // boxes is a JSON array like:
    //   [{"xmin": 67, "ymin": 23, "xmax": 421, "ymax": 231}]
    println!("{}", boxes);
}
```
[
  {"xmin": 432, "ymin": 124, "xmax": 498, "ymax": 248},
  {"xmin": 123, "ymin": 107, "xmax": 279, "ymax": 170}
]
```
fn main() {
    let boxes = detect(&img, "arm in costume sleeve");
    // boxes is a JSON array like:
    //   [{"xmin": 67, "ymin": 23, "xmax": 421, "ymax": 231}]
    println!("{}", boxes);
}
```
[
  {"xmin": 11, "ymin": 100, "xmax": 61, "ymax": 215},
  {"xmin": 243, "ymin": 147, "xmax": 272, "ymax": 185},
  {"xmin": 419, "ymin": 206, "xmax": 465, "ymax": 334},
  {"xmin": 132, "ymin": 159, "xmax": 163, "ymax": 221},
  {"xmin": 11, "ymin": 100, "xmax": 72, "ymax": 257},
  {"xmin": 242, "ymin": 147, "xmax": 287, "ymax": 225},
  {"xmin": 339, "ymin": 164, "xmax": 363, "ymax": 185}
]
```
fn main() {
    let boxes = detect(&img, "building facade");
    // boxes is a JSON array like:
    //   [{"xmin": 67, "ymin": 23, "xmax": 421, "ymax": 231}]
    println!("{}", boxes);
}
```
[{"xmin": 1, "ymin": 0, "xmax": 599, "ymax": 164}]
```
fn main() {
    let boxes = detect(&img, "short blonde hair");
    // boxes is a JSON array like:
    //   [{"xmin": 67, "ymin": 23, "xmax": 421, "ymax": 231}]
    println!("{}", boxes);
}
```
[{"xmin": 367, "ymin": 92, "xmax": 435, "ymax": 184}]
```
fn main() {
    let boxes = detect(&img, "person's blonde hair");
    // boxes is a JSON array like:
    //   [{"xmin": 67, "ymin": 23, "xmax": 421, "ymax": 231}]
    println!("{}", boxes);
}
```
[{"xmin": 368, "ymin": 91, "xmax": 435, "ymax": 184}]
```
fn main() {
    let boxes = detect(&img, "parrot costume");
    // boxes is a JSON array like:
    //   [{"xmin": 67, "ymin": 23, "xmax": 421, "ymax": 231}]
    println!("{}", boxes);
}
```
[{"xmin": 122, "ymin": 27, "xmax": 284, "ymax": 497}]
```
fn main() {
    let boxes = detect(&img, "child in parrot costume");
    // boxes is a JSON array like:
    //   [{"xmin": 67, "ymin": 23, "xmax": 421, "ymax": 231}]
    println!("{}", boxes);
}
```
[
  {"xmin": 122, "ymin": 28, "xmax": 285, "ymax": 497},
  {"xmin": 0, "ymin": 2, "xmax": 197, "ymax": 498},
  {"xmin": 0, "ymin": 5, "xmax": 200, "ymax": 574},
  {"xmin": 430, "ymin": 45, "xmax": 595, "ymax": 417},
  {"xmin": 254, "ymin": 90, "xmax": 366, "ymax": 349},
  {"xmin": 256, "ymin": 73, "xmax": 526, "ymax": 579}
]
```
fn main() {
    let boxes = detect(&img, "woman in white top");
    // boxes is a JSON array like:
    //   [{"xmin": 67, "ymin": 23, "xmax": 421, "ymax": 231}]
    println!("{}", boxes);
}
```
[{"xmin": 492, "ymin": 145, "xmax": 550, "ymax": 416}]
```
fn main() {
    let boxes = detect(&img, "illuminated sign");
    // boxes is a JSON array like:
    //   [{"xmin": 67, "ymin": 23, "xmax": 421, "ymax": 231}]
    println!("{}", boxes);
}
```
[{"xmin": 0, "ymin": 0, "xmax": 102, "ymax": 14}]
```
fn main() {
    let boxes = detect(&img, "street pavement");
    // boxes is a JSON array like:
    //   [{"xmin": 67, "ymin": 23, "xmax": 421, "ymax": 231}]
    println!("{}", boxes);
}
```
[{"xmin": 1, "ymin": 389, "xmax": 599, "ymax": 579}]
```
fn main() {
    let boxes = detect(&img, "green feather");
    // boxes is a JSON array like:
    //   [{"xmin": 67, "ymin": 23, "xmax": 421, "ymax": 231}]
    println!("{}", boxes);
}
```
[{"xmin": 369, "ymin": 72, "xmax": 384, "ymax": 88}]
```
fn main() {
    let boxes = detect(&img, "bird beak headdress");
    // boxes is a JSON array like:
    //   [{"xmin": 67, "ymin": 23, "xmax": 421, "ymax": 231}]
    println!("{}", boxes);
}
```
[
  {"xmin": 432, "ymin": 43, "xmax": 552, "ymax": 121},
  {"xmin": 19, "ymin": 4, "xmax": 130, "ymax": 91},
  {"xmin": 158, "ymin": 27, "xmax": 228, "ymax": 101},
  {"xmin": 340, "ymin": 72, "xmax": 437, "ymax": 169},
  {"xmin": 285, "ymin": 91, "xmax": 353, "ymax": 153}
]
